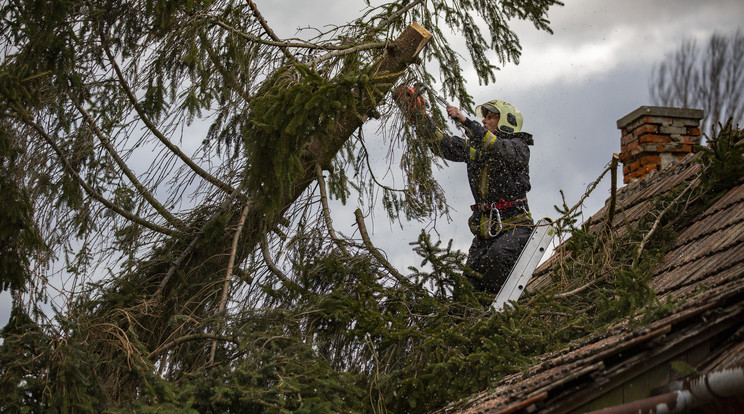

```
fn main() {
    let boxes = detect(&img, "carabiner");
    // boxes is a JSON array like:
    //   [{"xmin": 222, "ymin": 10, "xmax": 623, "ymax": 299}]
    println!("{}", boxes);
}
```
[{"xmin": 488, "ymin": 208, "xmax": 503, "ymax": 238}]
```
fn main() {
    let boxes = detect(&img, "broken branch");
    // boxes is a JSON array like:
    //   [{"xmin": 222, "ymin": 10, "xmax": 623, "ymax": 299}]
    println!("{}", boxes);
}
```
[
  {"xmin": 354, "ymin": 209, "xmax": 411, "ymax": 287},
  {"xmin": 316, "ymin": 164, "xmax": 349, "ymax": 256}
]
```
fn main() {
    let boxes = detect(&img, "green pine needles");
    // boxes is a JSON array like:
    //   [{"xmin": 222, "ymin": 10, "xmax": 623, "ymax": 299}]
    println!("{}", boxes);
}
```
[
  {"xmin": 22, "ymin": 0, "xmax": 744, "ymax": 413},
  {"xmin": 244, "ymin": 63, "xmax": 384, "ymax": 212}
]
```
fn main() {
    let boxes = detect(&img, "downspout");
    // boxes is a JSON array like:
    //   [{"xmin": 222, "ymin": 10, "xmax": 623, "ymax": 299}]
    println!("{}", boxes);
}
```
[{"xmin": 587, "ymin": 365, "xmax": 744, "ymax": 414}]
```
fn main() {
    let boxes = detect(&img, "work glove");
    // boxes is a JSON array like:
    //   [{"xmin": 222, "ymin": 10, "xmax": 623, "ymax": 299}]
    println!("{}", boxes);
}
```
[{"xmin": 393, "ymin": 85, "xmax": 428, "ymax": 122}]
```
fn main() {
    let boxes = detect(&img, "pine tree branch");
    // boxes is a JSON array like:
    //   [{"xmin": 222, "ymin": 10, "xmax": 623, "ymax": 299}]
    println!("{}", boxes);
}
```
[
  {"xmin": 246, "ymin": 0, "xmax": 296, "ymax": 63},
  {"xmin": 260, "ymin": 235, "xmax": 298, "ymax": 289},
  {"xmin": 98, "ymin": 29, "xmax": 235, "ymax": 196},
  {"xmin": 632, "ymin": 178, "xmax": 697, "ymax": 267},
  {"xmin": 374, "ymin": 0, "xmax": 427, "ymax": 31},
  {"xmin": 149, "ymin": 333, "xmax": 238, "ymax": 359},
  {"xmin": 315, "ymin": 164, "xmax": 349, "ymax": 256},
  {"xmin": 310, "ymin": 41, "xmax": 388, "ymax": 65},
  {"xmin": 198, "ymin": 31, "xmax": 253, "ymax": 103},
  {"xmin": 209, "ymin": 200, "xmax": 251, "ymax": 365},
  {"xmin": 68, "ymin": 93, "xmax": 188, "ymax": 232},
  {"xmin": 354, "ymin": 208, "xmax": 411, "ymax": 287},
  {"xmin": 9, "ymin": 102, "xmax": 177, "ymax": 237}
]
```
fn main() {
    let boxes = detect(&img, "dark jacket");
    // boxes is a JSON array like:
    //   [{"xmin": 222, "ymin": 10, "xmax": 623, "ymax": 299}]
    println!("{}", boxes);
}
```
[{"xmin": 430, "ymin": 118, "xmax": 534, "ymax": 237}]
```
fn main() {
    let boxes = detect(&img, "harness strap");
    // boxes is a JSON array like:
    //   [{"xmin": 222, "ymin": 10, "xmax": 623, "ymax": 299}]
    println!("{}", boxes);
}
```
[
  {"xmin": 471, "ymin": 197, "xmax": 527, "ymax": 212},
  {"xmin": 484, "ymin": 211, "xmax": 532, "ymax": 238}
]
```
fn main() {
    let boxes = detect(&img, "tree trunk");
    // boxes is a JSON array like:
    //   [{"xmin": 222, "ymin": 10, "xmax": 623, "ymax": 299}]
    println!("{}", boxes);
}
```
[
  {"xmin": 243, "ymin": 22, "xmax": 432, "ymax": 254},
  {"xmin": 125, "ymin": 24, "xmax": 432, "ymax": 373}
]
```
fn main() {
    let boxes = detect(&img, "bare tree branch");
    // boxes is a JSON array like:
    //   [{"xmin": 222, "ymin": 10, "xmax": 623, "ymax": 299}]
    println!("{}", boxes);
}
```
[
  {"xmin": 210, "ymin": 15, "xmax": 387, "ymax": 64},
  {"xmin": 310, "ymin": 41, "xmax": 388, "ymax": 65},
  {"xmin": 9, "ymin": 103, "xmax": 177, "ymax": 237},
  {"xmin": 605, "ymin": 153, "xmax": 620, "ymax": 228},
  {"xmin": 150, "ymin": 333, "xmax": 239, "ymax": 359},
  {"xmin": 209, "ymin": 200, "xmax": 251, "ymax": 365},
  {"xmin": 354, "ymin": 208, "xmax": 412, "ymax": 287},
  {"xmin": 211, "ymin": 18, "xmax": 335, "ymax": 50},
  {"xmin": 554, "ymin": 156, "xmax": 616, "ymax": 228},
  {"xmin": 99, "ymin": 28, "xmax": 235, "ymax": 196},
  {"xmin": 650, "ymin": 30, "xmax": 744, "ymax": 136},
  {"xmin": 315, "ymin": 164, "xmax": 349, "ymax": 256},
  {"xmin": 260, "ymin": 235, "xmax": 296, "ymax": 288},
  {"xmin": 246, "ymin": 0, "xmax": 297, "ymax": 63},
  {"xmin": 68, "ymin": 93, "xmax": 188, "ymax": 232}
]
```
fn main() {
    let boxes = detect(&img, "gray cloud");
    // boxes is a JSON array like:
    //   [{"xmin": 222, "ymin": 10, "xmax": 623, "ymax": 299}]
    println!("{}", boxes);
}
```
[{"xmin": 346, "ymin": 0, "xmax": 743, "ymax": 267}]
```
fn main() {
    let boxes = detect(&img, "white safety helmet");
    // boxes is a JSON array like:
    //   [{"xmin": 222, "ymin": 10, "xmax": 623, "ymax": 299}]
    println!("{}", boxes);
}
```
[{"xmin": 475, "ymin": 100, "xmax": 523, "ymax": 134}]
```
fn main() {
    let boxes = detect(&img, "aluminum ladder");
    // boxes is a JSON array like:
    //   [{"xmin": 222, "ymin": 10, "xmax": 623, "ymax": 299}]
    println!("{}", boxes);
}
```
[{"xmin": 492, "ymin": 218, "xmax": 555, "ymax": 311}]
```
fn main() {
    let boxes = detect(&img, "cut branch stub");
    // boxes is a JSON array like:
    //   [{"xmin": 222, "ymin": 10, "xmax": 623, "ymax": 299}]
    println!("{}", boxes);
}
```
[{"xmin": 303, "ymin": 22, "xmax": 432, "ymax": 170}]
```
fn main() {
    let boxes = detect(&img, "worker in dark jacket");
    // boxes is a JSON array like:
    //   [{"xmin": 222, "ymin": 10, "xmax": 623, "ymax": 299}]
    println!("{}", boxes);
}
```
[
  {"xmin": 440, "ymin": 100, "xmax": 534, "ymax": 293},
  {"xmin": 397, "ymin": 88, "xmax": 534, "ymax": 294}
]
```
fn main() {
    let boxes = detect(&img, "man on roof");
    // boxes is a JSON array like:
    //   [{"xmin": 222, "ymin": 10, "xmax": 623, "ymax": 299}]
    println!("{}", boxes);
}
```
[{"xmin": 397, "ymin": 87, "xmax": 535, "ymax": 294}]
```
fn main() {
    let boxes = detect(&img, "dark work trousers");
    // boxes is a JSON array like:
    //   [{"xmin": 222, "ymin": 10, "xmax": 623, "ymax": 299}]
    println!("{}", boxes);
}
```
[{"xmin": 466, "ymin": 225, "xmax": 533, "ymax": 294}]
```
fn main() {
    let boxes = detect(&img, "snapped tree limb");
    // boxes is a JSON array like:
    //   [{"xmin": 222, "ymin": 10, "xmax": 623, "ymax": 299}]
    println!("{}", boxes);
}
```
[{"xmin": 239, "ymin": 23, "xmax": 432, "ymax": 260}]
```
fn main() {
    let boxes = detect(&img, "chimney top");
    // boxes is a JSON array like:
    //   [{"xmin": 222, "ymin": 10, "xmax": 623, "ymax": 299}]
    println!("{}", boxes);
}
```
[
  {"xmin": 617, "ymin": 106, "xmax": 704, "ymax": 184},
  {"xmin": 617, "ymin": 106, "xmax": 704, "ymax": 130}
]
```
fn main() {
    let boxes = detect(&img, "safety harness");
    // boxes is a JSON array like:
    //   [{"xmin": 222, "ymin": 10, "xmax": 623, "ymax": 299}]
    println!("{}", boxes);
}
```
[{"xmin": 470, "ymin": 198, "xmax": 531, "ymax": 238}]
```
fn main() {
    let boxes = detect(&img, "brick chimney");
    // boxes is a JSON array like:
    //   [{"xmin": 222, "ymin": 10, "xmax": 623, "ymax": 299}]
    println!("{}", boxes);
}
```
[{"xmin": 617, "ymin": 106, "xmax": 704, "ymax": 184}]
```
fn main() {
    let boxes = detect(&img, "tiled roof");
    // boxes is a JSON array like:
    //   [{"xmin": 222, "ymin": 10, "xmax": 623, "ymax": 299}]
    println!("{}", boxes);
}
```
[{"xmin": 435, "ymin": 145, "xmax": 744, "ymax": 413}]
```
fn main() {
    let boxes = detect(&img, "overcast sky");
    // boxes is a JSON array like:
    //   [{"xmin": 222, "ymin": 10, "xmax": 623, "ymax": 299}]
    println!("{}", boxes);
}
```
[
  {"xmin": 2, "ymin": 1, "xmax": 743, "ymax": 327},
  {"xmin": 257, "ymin": 0, "xmax": 744, "ymax": 268}
]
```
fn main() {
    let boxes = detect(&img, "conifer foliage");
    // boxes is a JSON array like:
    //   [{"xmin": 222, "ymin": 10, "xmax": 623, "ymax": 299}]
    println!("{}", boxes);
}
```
[{"xmin": 0, "ymin": 0, "xmax": 571, "ymax": 412}]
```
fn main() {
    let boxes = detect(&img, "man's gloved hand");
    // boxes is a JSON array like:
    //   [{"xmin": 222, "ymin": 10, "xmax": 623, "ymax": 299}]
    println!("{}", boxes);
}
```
[
  {"xmin": 446, "ymin": 105, "xmax": 466, "ymax": 123},
  {"xmin": 393, "ymin": 85, "xmax": 428, "ymax": 121}
]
